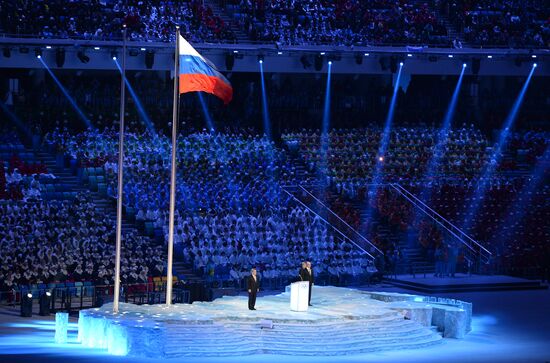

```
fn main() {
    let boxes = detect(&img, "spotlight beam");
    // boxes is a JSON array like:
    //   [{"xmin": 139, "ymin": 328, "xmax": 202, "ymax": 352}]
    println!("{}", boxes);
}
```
[
  {"xmin": 197, "ymin": 92, "xmax": 215, "ymax": 132},
  {"xmin": 490, "ymin": 144, "xmax": 550, "ymax": 247},
  {"xmin": 320, "ymin": 60, "xmax": 333, "ymax": 177},
  {"xmin": 422, "ymin": 64, "xmax": 467, "ymax": 193},
  {"xmin": 114, "ymin": 59, "xmax": 156, "ymax": 134},
  {"xmin": 0, "ymin": 99, "xmax": 33, "ymax": 140},
  {"xmin": 406, "ymin": 64, "xmax": 467, "ymax": 248},
  {"xmin": 461, "ymin": 65, "xmax": 537, "ymax": 232},
  {"xmin": 259, "ymin": 60, "xmax": 271, "ymax": 140},
  {"xmin": 38, "ymin": 57, "xmax": 91, "ymax": 127},
  {"xmin": 368, "ymin": 63, "xmax": 404, "ymax": 196}
]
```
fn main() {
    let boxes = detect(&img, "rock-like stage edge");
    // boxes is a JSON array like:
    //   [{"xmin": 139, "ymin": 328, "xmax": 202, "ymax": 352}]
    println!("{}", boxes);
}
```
[{"xmin": 78, "ymin": 286, "xmax": 472, "ymax": 357}]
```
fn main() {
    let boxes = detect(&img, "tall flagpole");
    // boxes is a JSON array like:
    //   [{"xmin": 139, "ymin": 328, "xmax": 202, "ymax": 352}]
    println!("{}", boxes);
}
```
[
  {"xmin": 166, "ymin": 26, "xmax": 180, "ymax": 305},
  {"xmin": 113, "ymin": 24, "xmax": 127, "ymax": 314}
]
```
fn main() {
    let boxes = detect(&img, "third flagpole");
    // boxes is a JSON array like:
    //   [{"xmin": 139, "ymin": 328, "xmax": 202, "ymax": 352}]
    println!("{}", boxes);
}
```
[
  {"xmin": 113, "ymin": 24, "xmax": 127, "ymax": 314},
  {"xmin": 166, "ymin": 26, "xmax": 180, "ymax": 305}
]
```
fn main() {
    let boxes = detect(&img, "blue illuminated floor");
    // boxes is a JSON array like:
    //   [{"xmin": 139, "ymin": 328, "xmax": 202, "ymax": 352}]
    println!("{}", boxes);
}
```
[{"xmin": 1, "ymin": 287, "xmax": 549, "ymax": 363}]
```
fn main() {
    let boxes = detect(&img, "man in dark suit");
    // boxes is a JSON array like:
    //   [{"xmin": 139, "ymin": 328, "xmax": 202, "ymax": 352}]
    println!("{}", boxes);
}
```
[
  {"xmin": 247, "ymin": 268, "xmax": 259, "ymax": 310},
  {"xmin": 306, "ymin": 261, "xmax": 314, "ymax": 306},
  {"xmin": 299, "ymin": 261, "xmax": 308, "ymax": 282}
]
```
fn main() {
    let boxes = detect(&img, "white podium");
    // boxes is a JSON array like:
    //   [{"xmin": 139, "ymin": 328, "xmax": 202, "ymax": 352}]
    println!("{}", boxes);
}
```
[{"xmin": 290, "ymin": 281, "xmax": 309, "ymax": 312}]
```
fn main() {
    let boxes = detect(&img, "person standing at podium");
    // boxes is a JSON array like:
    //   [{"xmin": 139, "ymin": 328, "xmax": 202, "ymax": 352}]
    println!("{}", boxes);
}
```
[
  {"xmin": 299, "ymin": 261, "xmax": 308, "ymax": 282},
  {"xmin": 299, "ymin": 261, "xmax": 313, "ymax": 306},
  {"xmin": 247, "ymin": 268, "xmax": 259, "ymax": 310},
  {"xmin": 306, "ymin": 261, "xmax": 314, "ymax": 306}
]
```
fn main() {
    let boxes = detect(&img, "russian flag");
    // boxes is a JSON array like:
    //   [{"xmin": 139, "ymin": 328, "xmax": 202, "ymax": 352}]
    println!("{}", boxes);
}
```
[{"xmin": 178, "ymin": 35, "xmax": 233, "ymax": 105}]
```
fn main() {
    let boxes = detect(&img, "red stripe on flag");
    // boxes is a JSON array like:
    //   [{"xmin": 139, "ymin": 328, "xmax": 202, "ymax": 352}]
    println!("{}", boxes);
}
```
[{"xmin": 179, "ymin": 74, "xmax": 233, "ymax": 105}]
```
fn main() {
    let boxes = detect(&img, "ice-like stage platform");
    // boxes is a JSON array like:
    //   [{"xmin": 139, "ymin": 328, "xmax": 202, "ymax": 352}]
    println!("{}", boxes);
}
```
[{"xmin": 78, "ymin": 286, "xmax": 472, "ymax": 357}]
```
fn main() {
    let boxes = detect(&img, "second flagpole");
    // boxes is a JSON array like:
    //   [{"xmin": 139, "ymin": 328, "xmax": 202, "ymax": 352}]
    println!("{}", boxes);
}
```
[
  {"xmin": 166, "ymin": 26, "xmax": 180, "ymax": 305},
  {"xmin": 113, "ymin": 24, "xmax": 127, "ymax": 314}
]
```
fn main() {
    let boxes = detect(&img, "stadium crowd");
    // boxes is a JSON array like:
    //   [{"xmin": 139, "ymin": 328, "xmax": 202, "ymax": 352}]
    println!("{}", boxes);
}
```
[
  {"xmin": 2, "ymin": 0, "xmax": 548, "ymax": 47},
  {"xmin": 0, "ymin": 193, "xmax": 166, "ymax": 291},
  {"xmin": 229, "ymin": 0, "xmax": 449, "ymax": 45},
  {"xmin": 439, "ymin": 0, "xmax": 549, "ymax": 47},
  {"xmin": 0, "ymin": 0, "xmax": 236, "ymax": 43},
  {"xmin": 1, "ymin": 116, "xmax": 548, "ymax": 292}
]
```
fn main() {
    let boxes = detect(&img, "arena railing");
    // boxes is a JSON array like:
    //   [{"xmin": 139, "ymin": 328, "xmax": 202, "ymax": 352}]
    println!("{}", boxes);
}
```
[
  {"xmin": 1, "ymin": 33, "xmax": 545, "ymax": 53},
  {"xmin": 389, "ymin": 183, "xmax": 493, "ymax": 267},
  {"xmin": 282, "ymin": 185, "xmax": 381, "ymax": 260},
  {"xmin": 0, "ymin": 282, "xmax": 190, "ymax": 311}
]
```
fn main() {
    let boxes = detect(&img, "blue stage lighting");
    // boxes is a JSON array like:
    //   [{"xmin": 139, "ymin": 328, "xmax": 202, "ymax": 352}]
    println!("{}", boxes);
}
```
[
  {"xmin": 463, "ymin": 63, "xmax": 467, "ymax": 68},
  {"xmin": 461, "ymin": 65, "xmax": 537, "ymax": 231},
  {"xmin": 114, "ymin": 58, "xmax": 156, "ymax": 134},
  {"xmin": 318, "ymin": 60, "xmax": 333, "ymax": 181},
  {"xmin": 259, "ymin": 60, "xmax": 271, "ymax": 140},
  {"xmin": 399, "ymin": 62, "xmax": 404, "ymax": 66},
  {"xmin": 197, "ymin": 92, "xmax": 215, "ymax": 131},
  {"xmin": 408, "ymin": 64, "xmax": 467, "ymax": 248},
  {"xmin": 39, "ymin": 57, "xmax": 91, "ymax": 127},
  {"xmin": 533, "ymin": 63, "xmax": 537, "ymax": 67}
]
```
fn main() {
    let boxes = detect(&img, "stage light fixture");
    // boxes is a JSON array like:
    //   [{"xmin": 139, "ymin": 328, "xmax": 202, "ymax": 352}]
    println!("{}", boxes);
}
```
[
  {"xmin": 46, "ymin": 45, "xmax": 52, "ymax": 49},
  {"xmin": 533, "ymin": 63, "xmax": 537, "ymax": 68},
  {"xmin": 328, "ymin": 61, "xmax": 332, "ymax": 65},
  {"xmin": 463, "ymin": 63, "xmax": 467, "ymax": 68},
  {"xmin": 258, "ymin": 55, "xmax": 264, "ymax": 64},
  {"xmin": 300, "ymin": 55, "xmax": 311, "ymax": 69},
  {"xmin": 21, "ymin": 293, "xmax": 33, "ymax": 317},
  {"xmin": 94, "ymin": 46, "xmax": 100, "ymax": 50},
  {"xmin": 145, "ymin": 50, "xmax": 155, "ymax": 69},
  {"xmin": 531, "ymin": 55, "xmax": 537, "ymax": 58},
  {"xmin": 448, "ymin": 54, "xmax": 454, "ymax": 58},
  {"xmin": 378, "ymin": 156, "xmax": 384, "ymax": 162},
  {"xmin": 56, "ymin": 48, "xmax": 65, "ymax": 67},
  {"xmin": 399, "ymin": 62, "xmax": 404, "ymax": 66},
  {"xmin": 407, "ymin": 54, "xmax": 412, "ymax": 57},
  {"xmin": 35, "ymin": 48, "xmax": 42, "ymax": 58},
  {"xmin": 140, "ymin": 47, "xmax": 146, "ymax": 51},
  {"xmin": 77, "ymin": 50, "xmax": 90, "ymax": 63},
  {"xmin": 3, "ymin": 47, "xmax": 10, "ymax": 58},
  {"xmin": 277, "ymin": 51, "xmax": 283, "ymax": 55},
  {"xmin": 379, "ymin": 56, "xmax": 389, "ymax": 71},
  {"xmin": 364, "ymin": 53, "xmax": 369, "ymax": 56},
  {"xmin": 471, "ymin": 58, "xmax": 480, "ymax": 75},
  {"xmin": 487, "ymin": 55, "xmax": 493, "ymax": 59},
  {"xmin": 225, "ymin": 52, "xmax": 235, "ymax": 70},
  {"xmin": 389, "ymin": 56, "xmax": 398, "ymax": 73},
  {"xmin": 110, "ymin": 50, "xmax": 118, "ymax": 60},
  {"xmin": 39, "ymin": 292, "xmax": 51, "ymax": 316},
  {"xmin": 314, "ymin": 54, "xmax": 324, "ymax": 71}
]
